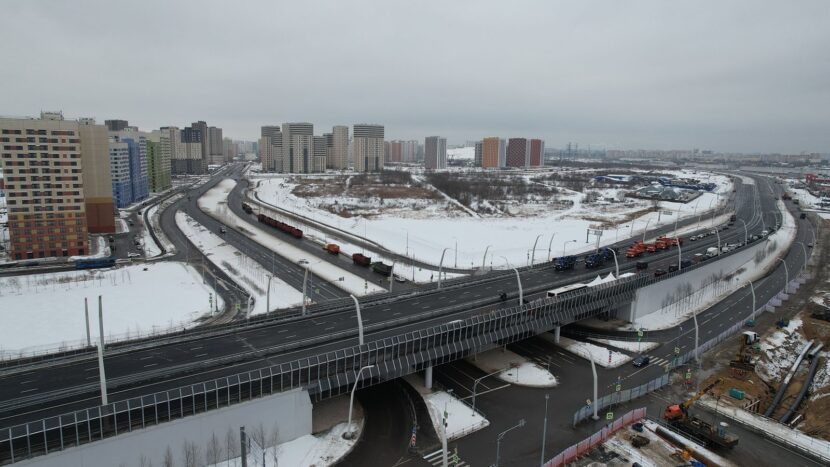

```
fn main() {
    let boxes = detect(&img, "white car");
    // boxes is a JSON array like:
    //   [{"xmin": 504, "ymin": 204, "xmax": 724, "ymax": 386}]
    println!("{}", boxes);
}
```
[
  {"xmin": 127, "ymin": 252, "xmax": 140, "ymax": 258},
  {"xmin": 393, "ymin": 274, "xmax": 406, "ymax": 283}
]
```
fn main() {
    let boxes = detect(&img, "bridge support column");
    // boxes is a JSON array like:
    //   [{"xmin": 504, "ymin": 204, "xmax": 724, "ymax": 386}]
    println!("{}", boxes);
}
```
[
  {"xmin": 553, "ymin": 326, "xmax": 561, "ymax": 344},
  {"xmin": 425, "ymin": 366, "xmax": 433, "ymax": 390}
]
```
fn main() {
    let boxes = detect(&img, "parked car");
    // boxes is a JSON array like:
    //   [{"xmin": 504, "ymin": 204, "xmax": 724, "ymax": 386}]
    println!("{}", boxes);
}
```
[
  {"xmin": 668, "ymin": 264, "xmax": 679, "ymax": 273},
  {"xmin": 219, "ymin": 226, "xmax": 227, "ymax": 234},
  {"xmin": 654, "ymin": 269, "xmax": 667, "ymax": 277},
  {"xmin": 635, "ymin": 261, "xmax": 649, "ymax": 270},
  {"xmin": 632, "ymin": 356, "xmax": 651, "ymax": 367},
  {"xmin": 393, "ymin": 274, "xmax": 406, "ymax": 283}
]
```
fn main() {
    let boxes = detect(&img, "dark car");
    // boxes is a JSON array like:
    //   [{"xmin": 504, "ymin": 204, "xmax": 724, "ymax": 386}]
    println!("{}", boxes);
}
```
[
  {"xmin": 632, "ymin": 356, "xmax": 650, "ymax": 367},
  {"xmin": 654, "ymin": 269, "xmax": 667, "ymax": 277},
  {"xmin": 636, "ymin": 261, "xmax": 648, "ymax": 270},
  {"xmin": 668, "ymin": 264, "xmax": 679, "ymax": 273},
  {"xmin": 498, "ymin": 291, "xmax": 508, "ymax": 301}
]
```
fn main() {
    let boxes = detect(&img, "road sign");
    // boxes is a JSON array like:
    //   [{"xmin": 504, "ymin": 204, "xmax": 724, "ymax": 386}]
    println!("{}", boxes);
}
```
[
  {"xmin": 637, "ymin": 330, "xmax": 643, "ymax": 337},
  {"xmin": 606, "ymin": 412, "xmax": 614, "ymax": 420},
  {"xmin": 674, "ymin": 346, "xmax": 680, "ymax": 354},
  {"xmin": 615, "ymin": 384, "xmax": 621, "ymax": 392}
]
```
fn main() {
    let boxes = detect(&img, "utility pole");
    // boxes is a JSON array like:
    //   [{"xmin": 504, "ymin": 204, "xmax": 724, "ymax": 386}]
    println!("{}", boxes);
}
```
[
  {"xmin": 240, "ymin": 426, "xmax": 247, "ymax": 467},
  {"xmin": 84, "ymin": 298, "xmax": 91, "ymax": 347},
  {"xmin": 97, "ymin": 296, "xmax": 108, "ymax": 405}
]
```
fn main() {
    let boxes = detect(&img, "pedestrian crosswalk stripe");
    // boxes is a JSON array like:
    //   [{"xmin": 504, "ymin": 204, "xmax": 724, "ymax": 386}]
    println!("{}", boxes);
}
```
[{"xmin": 423, "ymin": 449, "xmax": 468, "ymax": 466}]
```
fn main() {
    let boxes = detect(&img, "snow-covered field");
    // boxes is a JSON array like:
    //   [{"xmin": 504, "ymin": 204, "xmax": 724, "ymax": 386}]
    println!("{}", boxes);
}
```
[
  {"xmin": 0, "ymin": 262, "xmax": 220, "ymax": 355},
  {"xmin": 421, "ymin": 390, "xmax": 489, "ymax": 441},
  {"xmin": 548, "ymin": 336, "xmax": 632, "ymax": 368},
  {"xmin": 252, "ymin": 170, "xmax": 732, "ymax": 269},
  {"xmin": 589, "ymin": 338, "xmax": 659, "ymax": 353},
  {"xmin": 176, "ymin": 211, "xmax": 304, "ymax": 314},
  {"xmin": 199, "ymin": 179, "xmax": 386, "ymax": 296},
  {"xmin": 467, "ymin": 348, "xmax": 558, "ymax": 387},
  {"xmin": 210, "ymin": 421, "xmax": 361, "ymax": 467}
]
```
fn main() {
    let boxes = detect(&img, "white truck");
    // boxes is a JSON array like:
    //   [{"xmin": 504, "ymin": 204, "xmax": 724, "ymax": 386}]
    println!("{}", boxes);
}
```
[{"xmin": 706, "ymin": 247, "xmax": 720, "ymax": 258}]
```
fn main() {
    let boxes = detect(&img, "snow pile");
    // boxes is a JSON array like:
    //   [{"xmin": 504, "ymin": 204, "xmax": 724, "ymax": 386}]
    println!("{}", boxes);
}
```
[
  {"xmin": 548, "ymin": 336, "xmax": 631, "ymax": 368},
  {"xmin": 199, "ymin": 179, "xmax": 386, "ymax": 296},
  {"xmin": 176, "ymin": 211, "xmax": 304, "ymax": 314},
  {"xmin": 0, "ymin": 262, "xmax": 220, "ymax": 354},
  {"xmin": 589, "ymin": 338, "xmax": 659, "ymax": 353},
  {"xmin": 467, "ymin": 348, "xmax": 558, "ymax": 387},
  {"xmin": 756, "ymin": 318, "xmax": 807, "ymax": 383},
  {"xmin": 209, "ymin": 421, "xmax": 361, "ymax": 467},
  {"xmin": 139, "ymin": 207, "xmax": 162, "ymax": 258},
  {"xmin": 422, "ymin": 390, "xmax": 489, "ymax": 440}
]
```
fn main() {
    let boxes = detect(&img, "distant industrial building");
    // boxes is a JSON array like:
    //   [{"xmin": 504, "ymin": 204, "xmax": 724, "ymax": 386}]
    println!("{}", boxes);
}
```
[
  {"xmin": 104, "ymin": 119, "xmax": 129, "ymax": 132},
  {"xmin": 424, "ymin": 136, "xmax": 447, "ymax": 170},
  {"xmin": 0, "ymin": 111, "xmax": 114, "ymax": 259}
]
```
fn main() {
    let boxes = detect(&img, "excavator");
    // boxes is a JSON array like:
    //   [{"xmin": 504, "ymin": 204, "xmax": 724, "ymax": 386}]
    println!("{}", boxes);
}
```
[{"xmin": 663, "ymin": 378, "xmax": 739, "ymax": 449}]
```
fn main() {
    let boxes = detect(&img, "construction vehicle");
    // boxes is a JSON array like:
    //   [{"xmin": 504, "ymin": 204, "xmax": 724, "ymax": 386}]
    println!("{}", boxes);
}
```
[
  {"xmin": 663, "ymin": 378, "xmax": 739, "ymax": 449},
  {"xmin": 323, "ymin": 243, "xmax": 340, "ymax": 255},
  {"xmin": 584, "ymin": 252, "xmax": 605, "ymax": 268},
  {"xmin": 730, "ymin": 331, "xmax": 758, "ymax": 371},
  {"xmin": 352, "ymin": 253, "xmax": 371, "ymax": 266},
  {"xmin": 371, "ymin": 261, "xmax": 393, "ymax": 276},
  {"xmin": 626, "ymin": 242, "xmax": 647, "ymax": 258},
  {"xmin": 553, "ymin": 255, "xmax": 576, "ymax": 271}
]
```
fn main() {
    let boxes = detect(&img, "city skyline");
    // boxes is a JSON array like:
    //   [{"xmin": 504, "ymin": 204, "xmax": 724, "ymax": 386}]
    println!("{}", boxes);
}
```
[{"xmin": 1, "ymin": 1, "xmax": 829, "ymax": 153}]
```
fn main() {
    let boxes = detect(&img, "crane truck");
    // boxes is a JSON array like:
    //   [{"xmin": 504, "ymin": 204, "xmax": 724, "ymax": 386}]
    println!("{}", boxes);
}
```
[{"xmin": 663, "ymin": 378, "xmax": 739, "ymax": 449}]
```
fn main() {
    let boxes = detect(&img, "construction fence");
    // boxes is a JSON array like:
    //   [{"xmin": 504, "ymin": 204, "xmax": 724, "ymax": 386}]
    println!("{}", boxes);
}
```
[{"xmin": 548, "ymin": 407, "xmax": 647, "ymax": 467}]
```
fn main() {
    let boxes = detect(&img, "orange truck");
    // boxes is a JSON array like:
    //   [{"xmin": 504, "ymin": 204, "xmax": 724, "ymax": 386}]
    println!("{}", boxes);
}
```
[{"xmin": 324, "ymin": 243, "xmax": 340, "ymax": 255}]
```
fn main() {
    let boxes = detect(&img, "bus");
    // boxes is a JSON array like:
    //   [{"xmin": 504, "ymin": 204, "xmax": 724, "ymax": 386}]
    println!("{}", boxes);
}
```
[{"xmin": 546, "ymin": 283, "xmax": 588, "ymax": 298}]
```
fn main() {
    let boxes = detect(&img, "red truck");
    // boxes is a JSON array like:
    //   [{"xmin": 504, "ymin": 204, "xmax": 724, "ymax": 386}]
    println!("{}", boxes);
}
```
[
  {"xmin": 352, "ymin": 253, "xmax": 371, "ymax": 266},
  {"xmin": 324, "ymin": 243, "xmax": 340, "ymax": 255}
]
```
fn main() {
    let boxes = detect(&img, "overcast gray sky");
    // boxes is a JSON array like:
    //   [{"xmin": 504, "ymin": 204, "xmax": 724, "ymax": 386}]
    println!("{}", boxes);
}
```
[{"xmin": 2, "ymin": 0, "xmax": 828, "ymax": 153}]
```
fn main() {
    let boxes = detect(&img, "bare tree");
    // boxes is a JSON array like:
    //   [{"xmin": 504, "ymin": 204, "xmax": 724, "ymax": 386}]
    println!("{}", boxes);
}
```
[
  {"xmin": 182, "ymin": 440, "xmax": 201, "ymax": 467},
  {"xmin": 163, "ymin": 446, "xmax": 174, "ymax": 467},
  {"xmin": 205, "ymin": 432, "xmax": 223, "ymax": 465},
  {"xmin": 225, "ymin": 427, "xmax": 238, "ymax": 466},
  {"xmin": 270, "ymin": 423, "xmax": 281, "ymax": 465},
  {"xmin": 251, "ymin": 422, "xmax": 267, "ymax": 451},
  {"xmin": 138, "ymin": 454, "xmax": 151, "ymax": 467}
]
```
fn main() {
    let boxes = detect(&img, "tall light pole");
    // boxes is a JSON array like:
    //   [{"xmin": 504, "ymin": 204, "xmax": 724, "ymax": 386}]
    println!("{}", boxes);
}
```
[
  {"xmin": 796, "ymin": 241, "xmax": 808, "ymax": 274},
  {"xmin": 472, "ymin": 369, "xmax": 504, "ymax": 412},
  {"xmin": 608, "ymin": 248, "xmax": 619, "ymax": 278},
  {"xmin": 493, "ymin": 419, "xmax": 526, "ymax": 467},
  {"xmin": 350, "ymin": 294, "xmax": 364, "ymax": 345},
  {"xmin": 454, "ymin": 237, "xmax": 458, "ymax": 268},
  {"xmin": 97, "ymin": 295, "xmax": 108, "ymax": 405},
  {"xmin": 482, "ymin": 245, "xmax": 492, "ymax": 271},
  {"xmin": 693, "ymin": 307, "xmax": 700, "ymax": 364},
  {"xmin": 747, "ymin": 280, "xmax": 756, "ymax": 322},
  {"xmin": 344, "ymin": 365, "xmax": 375, "ymax": 439},
  {"xmin": 629, "ymin": 221, "xmax": 636, "ymax": 237},
  {"xmin": 676, "ymin": 242, "xmax": 682, "ymax": 271},
  {"xmin": 738, "ymin": 219, "xmax": 748, "ymax": 244},
  {"xmin": 266, "ymin": 274, "xmax": 272, "ymax": 314},
  {"xmin": 546, "ymin": 233, "xmax": 556, "ymax": 262},
  {"xmin": 563, "ymin": 239, "xmax": 577, "ymax": 257},
  {"xmin": 438, "ymin": 247, "xmax": 451, "ymax": 289},
  {"xmin": 778, "ymin": 258, "xmax": 789, "ymax": 294},
  {"xmin": 590, "ymin": 360, "xmax": 598, "ymax": 420},
  {"xmin": 513, "ymin": 268, "xmax": 523, "ymax": 306},
  {"xmin": 530, "ymin": 234, "xmax": 543, "ymax": 267},
  {"xmin": 712, "ymin": 229, "xmax": 721, "ymax": 253},
  {"xmin": 302, "ymin": 265, "xmax": 309, "ymax": 316},
  {"xmin": 641, "ymin": 219, "xmax": 651, "ymax": 243},
  {"xmin": 389, "ymin": 261, "xmax": 396, "ymax": 293},
  {"xmin": 540, "ymin": 393, "xmax": 550, "ymax": 467}
]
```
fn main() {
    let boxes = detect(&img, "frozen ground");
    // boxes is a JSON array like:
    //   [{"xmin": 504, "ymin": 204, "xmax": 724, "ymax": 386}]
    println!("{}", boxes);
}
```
[
  {"xmin": 210, "ymin": 421, "xmax": 361, "ymax": 467},
  {"xmin": 0, "ymin": 262, "xmax": 221, "ymax": 356},
  {"xmin": 547, "ymin": 335, "xmax": 631, "ymax": 368},
  {"xmin": 253, "ymin": 170, "xmax": 731, "ymax": 269},
  {"xmin": 421, "ymin": 389, "xmax": 489, "ymax": 440},
  {"xmin": 467, "ymin": 348, "xmax": 558, "ymax": 387},
  {"xmin": 176, "ymin": 211, "xmax": 304, "ymax": 314},
  {"xmin": 140, "ymin": 206, "xmax": 162, "ymax": 258},
  {"xmin": 199, "ymin": 179, "xmax": 385, "ymax": 296}
]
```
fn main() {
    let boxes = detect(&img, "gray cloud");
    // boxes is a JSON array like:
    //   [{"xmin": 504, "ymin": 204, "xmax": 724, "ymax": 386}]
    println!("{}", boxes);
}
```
[{"xmin": 1, "ymin": 0, "xmax": 828, "ymax": 152}]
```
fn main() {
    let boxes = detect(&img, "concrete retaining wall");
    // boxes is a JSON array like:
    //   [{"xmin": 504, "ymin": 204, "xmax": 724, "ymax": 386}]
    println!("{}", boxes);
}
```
[{"xmin": 19, "ymin": 388, "xmax": 312, "ymax": 467}]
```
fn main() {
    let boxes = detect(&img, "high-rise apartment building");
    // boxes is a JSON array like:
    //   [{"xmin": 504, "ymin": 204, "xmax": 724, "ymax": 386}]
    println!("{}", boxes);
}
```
[
  {"xmin": 0, "ymin": 112, "xmax": 114, "ymax": 259},
  {"xmin": 387, "ymin": 140, "xmax": 403, "ymax": 163},
  {"xmin": 506, "ymin": 138, "xmax": 531, "ymax": 168},
  {"xmin": 353, "ymin": 124, "xmax": 385, "ymax": 172},
  {"xmin": 329, "ymin": 125, "xmax": 349, "ymax": 170},
  {"xmin": 424, "ymin": 136, "xmax": 447, "ymax": 170},
  {"xmin": 529, "ymin": 139, "xmax": 545, "ymax": 167},
  {"xmin": 109, "ymin": 141, "xmax": 131, "ymax": 208},
  {"xmin": 313, "ymin": 136, "xmax": 327, "ymax": 172},
  {"xmin": 180, "ymin": 122, "xmax": 207, "ymax": 174},
  {"xmin": 108, "ymin": 130, "xmax": 149, "ymax": 207},
  {"xmin": 401, "ymin": 140, "xmax": 418, "ymax": 163},
  {"xmin": 281, "ymin": 122, "xmax": 314, "ymax": 173},
  {"xmin": 104, "ymin": 119, "xmax": 129, "ymax": 132},
  {"xmin": 474, "ymin": 141, "xmax": 483, "ymax": 167},
  {"xmin": 146, "ymin": 131, "xmax": 172, "ymax": 193},
  {"xmin": 207, "ymin": 126, "xmax": 223, "ymax": 165},
  {"xmin": 223, "ymin": 138, "xmax": 238, "ymax": 162},
  {"xmin": 482, "ymin": 137, "xmax": 506, "ymax": 168},
  {"xmin": 259, "ymin": 125, "xmax": 283, "ymax": 172}
]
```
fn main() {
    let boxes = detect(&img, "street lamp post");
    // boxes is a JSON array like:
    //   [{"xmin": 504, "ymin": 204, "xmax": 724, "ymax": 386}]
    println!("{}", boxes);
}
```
[
  {"xmin": 590, "ymin": 360, "xmax": 598, "ymax": 420},
  {"xmin": 738, "ymin": 219, "xmax": 748, "ymax": 244},
  {"xmin": 454, "ymin": 238, "xmax": 458, "ymax": 268},
  {"xmin": 540, "ymin": 393, "xmax": 550, "ymax": 467},
  {"xmin": 493, "ymin": 419, "xmax": 526, "ymax": 467},
  {"xmin": 482, "ymin": 245, "xmax": 492, "ymax": 271},
  {"xmin": 530, "ymin": 234, "xmax": 543, "ymax": 267},
  {"xmin": 266, "ymin": 274, "xmax": 272, "ymax": 314},
  {"xmin": 513, "ymin": 267, "xmax": 523, "ymax": 305},
  {"xmin": 608, "ymin": 248, "xmax": 619, "ymax": 278},
  {"xmin": 350, "ymin": 294, "xmax": 365, "ymax": 346},
  {"xmin": 547, "ymin": 233, "xmax": 556, "ymax": 262},
  {"xmin": 778, "ymin": 258, "xmax": 789, "ymax": 294},
  {"xmin": 389, "ymin": 260, "xmax": 396, "ymax": 293},
  {"xmin": 676, "ymin": 242, "xmax": 682, "ymax": 271},
  {"xmin": 747, "ymin": 280, "xmax": 756, "ymax": 322},
  {"xmin": 796, "ymin": 241, "xmax": 808, "ymax": 275},
  {"xmin": 302, "ymin": 265, "xmax": 309, "ymax": 316},
  {"xmin": 712, "ymin": 229, "xmax": 721, "ymax": 253},
  {"xmin": 563, "ymin": 239, "xmax": 577, "ymax": 257},
  {"xmin": 472, "ymin": 369, "xmax": 504, "ymax": 412},
  {"xmin": 344, "ymin": 365, "xmax": 375, "ymax": 439},
  {"xmin": 438, "ymin": 247, "xmax": 451, "ymax": 289},
  {"xmin": 641, "ymin": 219, "xmax": 651, "ymax": 243}
]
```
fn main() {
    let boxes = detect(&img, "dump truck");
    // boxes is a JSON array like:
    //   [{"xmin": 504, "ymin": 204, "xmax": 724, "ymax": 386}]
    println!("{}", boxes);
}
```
[
  {"xmin": 323, "ymin": 243, "xmax": 340, "ymax": 255},
  {"xmin": 584, "ymin": 253, "xmax": 606, "ymax": 269},
  {"xmin": 352, "ymin": 253, "xmax": 371, "ymax": 266},
  {"xmin": 371, "ymin": 261, "xmax": 393, "ymax": 276},
  {"xmin": 553, "ymin": 256, "xmax": 576, "ymax": 271}
]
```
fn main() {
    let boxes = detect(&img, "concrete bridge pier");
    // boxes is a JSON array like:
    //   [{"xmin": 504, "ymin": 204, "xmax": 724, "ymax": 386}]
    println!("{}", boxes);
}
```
[
  {"xmin": 553, "ymin": 326, "xmax": 561, "ymax": 344},
  {"xmin": 425, "ymin": 366, "xmax": 433, "ymax": 389}
]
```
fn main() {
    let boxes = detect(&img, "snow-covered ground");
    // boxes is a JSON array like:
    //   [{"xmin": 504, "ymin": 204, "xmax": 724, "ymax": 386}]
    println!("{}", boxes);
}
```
[
  {"xmin": 0, "ymin": 262, "xmax": 221, "ymax": 356},
  {"xmin": 252, "ymin": 170, "xmax": 732, "ymax": 269},
  {"xmin": 467, "ymin": 348, "xmax": 558, "ymax": 387},
  {"xmin": 756, "ymin": 318, "xmax": 806, "ymax": 384},
  {"xmin": 140, "ymin": 207, "xmax": 162, "ymax": 258},
  {"xmin": 176, "ymin": 211, "xmax": 304, "ymax": 314},
  {"xmin": 199, "ymin": 179, "xmax": 386, "ymax": 296},
  {"xmin": 210, "ymin": 421, "xmax": 361, "ymax": 467},
  {"xmin": 547, "ymin": 336, "xmax": 632, "ymax": 368},
  {"xmin": 447, "ymin": 146, "xmax": 475, "ymax": 160},
  {"xmin": 148, "ymin": 193, "xmax": 183, "ymax": 256},
  {"xmin": 589, "ymin": 338, "xmax": 659, "ymax": 353},
  {"xmin": 421, "ymin": 390, "xmax": 489, "ymax": 440}
]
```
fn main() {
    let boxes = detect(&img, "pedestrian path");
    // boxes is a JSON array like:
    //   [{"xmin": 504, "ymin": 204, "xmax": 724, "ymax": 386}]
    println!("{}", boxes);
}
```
[{"xmin": 423, "ymin": 448, "xmax": 469, "ymax": 466}]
